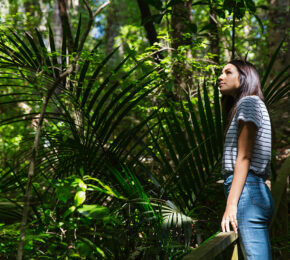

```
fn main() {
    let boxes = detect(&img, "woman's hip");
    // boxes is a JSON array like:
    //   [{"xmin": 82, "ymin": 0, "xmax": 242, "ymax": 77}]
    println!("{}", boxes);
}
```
[{"xmin": 223, "ymin": 170, "xmax": 275, "ymax": 225}]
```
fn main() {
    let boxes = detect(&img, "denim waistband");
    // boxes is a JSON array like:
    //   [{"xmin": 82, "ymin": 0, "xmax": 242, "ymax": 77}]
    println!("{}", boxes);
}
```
[{"xmin": 223, "ymin": 169, "xmax": 267, "ymax": 182}]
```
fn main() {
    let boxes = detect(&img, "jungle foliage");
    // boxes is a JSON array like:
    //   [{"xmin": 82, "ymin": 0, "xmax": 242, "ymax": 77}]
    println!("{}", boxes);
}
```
[{"xmin": 0, "ymin": 0, "xmax": 289, "ymax": 259}]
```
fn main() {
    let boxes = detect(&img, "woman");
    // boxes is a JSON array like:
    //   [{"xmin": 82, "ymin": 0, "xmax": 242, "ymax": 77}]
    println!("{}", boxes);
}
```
[{"xmin": 218, "ymin": 60, "xmax": 275, "ymax": 260}]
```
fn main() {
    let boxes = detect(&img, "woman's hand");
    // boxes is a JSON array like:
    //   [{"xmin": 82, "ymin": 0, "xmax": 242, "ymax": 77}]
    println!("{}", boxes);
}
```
[
  {"xmin": 221, "ymin": 204, "xmax": 238, "ymax": 233},
  {"xmin": 265, "ymin": 180, "xmax": 271, "ymax": 190}
]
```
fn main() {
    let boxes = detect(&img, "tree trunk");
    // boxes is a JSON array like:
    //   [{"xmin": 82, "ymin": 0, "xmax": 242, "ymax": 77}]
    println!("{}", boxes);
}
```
[
  {"xmin": 170, "ymin": 0, "xmax": 193, "ymax": 100},
  {"xmin": 267, "ymin": 0, "xmax": 290, "ymax": 185},
  {"xmin": 136, "ymin": 0, "xmax": 158, "ymax": 46},
  {"xmin": 58, "ymin": 0, "xmax": 74, "ymax": 54},
  {"xmin": 267, "ymin": 0, "xmax": 290, "ymax": 76},
  {"xmin": 209, "ymin": 5, "xmax": 220, "ymax": 64},
  {"xmin": 52, "ymin": 0, "xmax": 63, "ymax": 51},
  {"xmin": 105, "ymin": 0, "xmax": 121, "ymax": 55},
  {"xmin": 136, "ymin": 0, "xmax": 162, "ymax": 62}
]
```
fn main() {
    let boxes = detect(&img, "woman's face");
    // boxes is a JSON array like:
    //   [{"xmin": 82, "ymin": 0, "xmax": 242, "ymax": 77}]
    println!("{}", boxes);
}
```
[{"xmin": 218, "ymin": 63, "xmax": 240, "ymax": 97}]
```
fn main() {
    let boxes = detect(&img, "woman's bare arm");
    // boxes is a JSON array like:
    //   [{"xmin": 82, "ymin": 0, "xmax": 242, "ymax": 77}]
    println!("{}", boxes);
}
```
[{"xmin": 221, "ymin": 120, "xmax": 257, "ymax": 233}]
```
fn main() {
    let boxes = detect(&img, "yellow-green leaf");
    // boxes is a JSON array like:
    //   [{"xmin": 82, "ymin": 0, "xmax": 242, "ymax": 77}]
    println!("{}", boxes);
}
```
[{"xmin": 74, "ymin": 191, "xmax": 86, "ymax": 207}]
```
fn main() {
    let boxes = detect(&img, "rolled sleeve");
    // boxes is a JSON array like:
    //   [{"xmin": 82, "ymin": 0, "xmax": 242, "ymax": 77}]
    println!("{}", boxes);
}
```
[{"xmin": 235, "ymin": 96, "xmax": 262, "ymax": 129}]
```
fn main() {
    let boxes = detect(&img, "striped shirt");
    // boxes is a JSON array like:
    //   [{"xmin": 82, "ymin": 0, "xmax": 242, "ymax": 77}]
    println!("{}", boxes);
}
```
[{"xmin": 221, "ymin": 95, "xmax": 272, "ymax": 178}]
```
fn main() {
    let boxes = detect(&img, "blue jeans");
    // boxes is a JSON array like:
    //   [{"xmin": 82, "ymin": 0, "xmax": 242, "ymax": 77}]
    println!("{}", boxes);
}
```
[{"xmin": 223, "ymin": 170, "xmax": 275, "ymax": 260}]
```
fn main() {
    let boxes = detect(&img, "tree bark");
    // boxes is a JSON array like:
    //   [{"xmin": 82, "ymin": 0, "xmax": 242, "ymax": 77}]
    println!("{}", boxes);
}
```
[
  {"xmin": 58, "ymin": 0, "xmax": 74, "ymax": 54},
  {"xmin": 52, "ymin": 0, "xmax": 63, "ymax": 51},
  {"xmin": 136, "ymin": 0, "xmax": 158, "ymax": 46},
  {"xmin": 170, "ymin": 0, "xmax": 193, "ymax": 100},
  {"xmin": 136, "ymin": 0, "xmax": 162, "ymax": 62},
  {"xmin": 105, "ymin": 0, "xmax": 121, "ymax": 55},
  {"xmin": 266, "ymin": 0, "xmax": 290, "ymax": 136},
  {"xmin": 209, "ymin": 5, "xmax": 220, "ymax": 64},
  {"xmin": 171, "ymin": 1, "xmax": 193, "ymax": 50},
  {"xmin": 267, "ymin": 0, "xmax": 290, "ymax": 76}
]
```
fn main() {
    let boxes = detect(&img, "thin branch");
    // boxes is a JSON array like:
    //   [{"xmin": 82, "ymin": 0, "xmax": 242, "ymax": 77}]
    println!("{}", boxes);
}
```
[
  {"xmin": 83, "ymin": 0, "xmax": 110, "ymax": 18},
  {"xmin": 83, "ymin": 0, "xmax": 93, "ymax": 17},
  {"xmin": 209, "ymin": 14, "xmax": 217, "ymax": 24},
  {"xmin": 17, "ymin": 95, "xmax": 50, "ymax": 260},
  {"xmin": 16, "ymin": 2, "xmax": 111, "ymax": 259},
  {"xmin": 138, "ymin": 47, "xmax": 174, "ymax": 62},
  {"xmin": 77, "ymin": 1, "xmax": 110, "ymax": 55},
  {"xmin": 93, "ymin": 1, "xmax": 111, "ymax": 17}
]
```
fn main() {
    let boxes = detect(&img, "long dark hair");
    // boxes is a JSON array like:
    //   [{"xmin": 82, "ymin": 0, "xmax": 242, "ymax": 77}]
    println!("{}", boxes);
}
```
[{"xmin": 221, "ymin": 60, "xmax": 265, "ymax": 136}]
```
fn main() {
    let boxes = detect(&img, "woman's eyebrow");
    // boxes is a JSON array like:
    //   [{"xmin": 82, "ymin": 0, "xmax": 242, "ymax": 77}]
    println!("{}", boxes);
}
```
[{"xmin": 222, "ymin": 68, "xmax": 231, "ymax": 73}]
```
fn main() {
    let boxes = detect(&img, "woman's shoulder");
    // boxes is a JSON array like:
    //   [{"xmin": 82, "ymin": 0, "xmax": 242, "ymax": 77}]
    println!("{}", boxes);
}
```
[{"xmin": 237, "ymin": 95, "xmax": 262, "ymax": 107}]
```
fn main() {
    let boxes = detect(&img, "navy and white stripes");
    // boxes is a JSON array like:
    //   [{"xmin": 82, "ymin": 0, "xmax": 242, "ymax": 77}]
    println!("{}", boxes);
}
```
[{"xmin": 221, "ymin": 95, "xmax": 272, "ymax": 178}]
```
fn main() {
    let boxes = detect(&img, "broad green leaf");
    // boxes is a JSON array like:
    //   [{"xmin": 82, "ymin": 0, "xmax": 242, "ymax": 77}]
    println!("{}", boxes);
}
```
[
  {"xmin": 77, "ymin": 204, "xmax": 109, "ymax": 219},
  {"xmin": 74, "ymin": 190, "xmax": 86, "ymax": 207}
]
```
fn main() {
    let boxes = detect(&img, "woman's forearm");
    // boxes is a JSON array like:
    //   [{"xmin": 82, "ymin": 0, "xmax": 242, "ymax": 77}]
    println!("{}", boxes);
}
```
[{"xmin": 226, "ymin": 156, "xmax": 250, "ymax": 206}]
